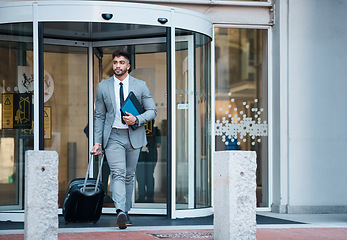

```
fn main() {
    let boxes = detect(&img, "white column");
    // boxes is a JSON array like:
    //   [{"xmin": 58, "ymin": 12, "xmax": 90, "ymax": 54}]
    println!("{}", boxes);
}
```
[
  {"xmin": 25, "ymin": 151, "xmax": 59, "ymax": 240},
  {"xmin": 213, "ymin": 151, "xmax": 257, "ymax": 240}
]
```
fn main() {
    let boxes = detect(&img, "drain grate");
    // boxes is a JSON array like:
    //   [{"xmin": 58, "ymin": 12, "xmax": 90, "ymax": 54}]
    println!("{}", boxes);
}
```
[{"xmin": 149, "ymin": 232, "xmax": 213, "ymax": 239}]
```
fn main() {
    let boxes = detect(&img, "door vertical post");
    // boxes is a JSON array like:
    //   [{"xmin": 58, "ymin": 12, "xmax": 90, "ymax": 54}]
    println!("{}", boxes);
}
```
[
  {"xmin": 170, "ymin": 9, "xmax": 177, "ymax": 220},
  {"xmin": 166, "ymin": 26, "xmax": 172, "ymax": 219},
  {"xmin": 88, "ymin": 43, "xmax": 94, "ymax": 176},
  {"xmin": 187, "ymin": 35, "xmax": 195, "ymax": 209},
  {"xmin": 38, "ymin": 22, "xmax": 44, "ymax": 150},
  {"xmin": 33, "ymin": 2, "xmax": 39, "ymax": 150}
]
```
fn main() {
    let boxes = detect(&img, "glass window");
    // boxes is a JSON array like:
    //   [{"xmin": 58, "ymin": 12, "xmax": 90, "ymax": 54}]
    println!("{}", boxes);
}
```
[
  {"xmin": 0, "ymin": 23, "xmax": 33, "ymax": 210},
  {"xmin": 215, "ymin": 28, "xmax": 268, "ymax": 207}
]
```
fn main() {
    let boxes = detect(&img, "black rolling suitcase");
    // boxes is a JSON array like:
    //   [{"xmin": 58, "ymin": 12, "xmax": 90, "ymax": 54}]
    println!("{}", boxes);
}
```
[{"xmin": 63, "ymin": 152, "xmax": 105, "ymax": 223}]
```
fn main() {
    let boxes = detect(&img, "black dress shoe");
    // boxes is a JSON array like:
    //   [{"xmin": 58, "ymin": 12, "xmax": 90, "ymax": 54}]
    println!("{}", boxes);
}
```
[
  {"xmin": 116, "ymin": 209, "xmax": 127, "ymax": 229},
  {"xmin": 125, "ymin": 212, "xmax": 132, "ymax": 226}
]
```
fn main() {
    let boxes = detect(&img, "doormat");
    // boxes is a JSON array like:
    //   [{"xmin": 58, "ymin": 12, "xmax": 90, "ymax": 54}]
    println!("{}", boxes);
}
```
[{"xmin": 148, "ymin": 232, "xmax": 213, "ymax": 239}]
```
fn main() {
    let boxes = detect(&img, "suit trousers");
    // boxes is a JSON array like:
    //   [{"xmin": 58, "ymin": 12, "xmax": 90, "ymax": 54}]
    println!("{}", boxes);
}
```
[{"xmin": 105, "ymin": 128, "xmax": 140, "ymax": 212}]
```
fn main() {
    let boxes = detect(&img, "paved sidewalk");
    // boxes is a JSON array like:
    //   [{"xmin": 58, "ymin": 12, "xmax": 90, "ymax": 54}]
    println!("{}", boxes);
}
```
[
  {"xmin": 1, "ymin": 212, "xmax": 347, "ymax": 239},
  {"xmin": 2, "ymin": 227, "xmax": 347, "ymax": 240}
]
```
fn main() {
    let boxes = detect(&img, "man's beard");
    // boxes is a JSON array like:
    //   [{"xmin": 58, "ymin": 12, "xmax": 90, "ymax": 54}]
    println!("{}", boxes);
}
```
[{"xmin": 114, "ymin": 69, "xmax": 127, "ymax": 77}]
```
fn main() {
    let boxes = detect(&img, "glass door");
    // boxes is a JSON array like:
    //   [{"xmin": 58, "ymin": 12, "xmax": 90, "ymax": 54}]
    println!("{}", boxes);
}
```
[{"xmin": 93, "ymin": 39, "xmax": 168, "ymax": 213}]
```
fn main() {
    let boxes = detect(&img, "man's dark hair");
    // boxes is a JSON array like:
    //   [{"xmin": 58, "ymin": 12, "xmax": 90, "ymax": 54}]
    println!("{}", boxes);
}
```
[{"xmin": 112, "ymin": 48, "xmax": 130, "ymax": 62}]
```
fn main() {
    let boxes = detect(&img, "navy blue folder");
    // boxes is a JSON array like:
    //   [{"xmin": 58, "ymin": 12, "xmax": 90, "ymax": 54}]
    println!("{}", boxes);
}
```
[{"xmin": 121, "ymin": 91, "xmax": 144, "ymax": 130}]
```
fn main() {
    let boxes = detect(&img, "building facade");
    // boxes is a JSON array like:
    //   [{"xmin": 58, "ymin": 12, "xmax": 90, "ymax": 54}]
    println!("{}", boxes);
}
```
[
  {"xmin": 0, "ymin": 0, "xmax": 346, "ymax": 221},
  {"xmin": 128, "ymin": 0, "xmax": 347, "ymax": 215}
]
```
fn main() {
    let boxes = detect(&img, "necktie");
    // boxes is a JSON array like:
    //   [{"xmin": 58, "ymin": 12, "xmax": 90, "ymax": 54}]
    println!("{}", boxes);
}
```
[{"xmin": 119, "ymin": 82, "xmax": 125, "ymax": 124}]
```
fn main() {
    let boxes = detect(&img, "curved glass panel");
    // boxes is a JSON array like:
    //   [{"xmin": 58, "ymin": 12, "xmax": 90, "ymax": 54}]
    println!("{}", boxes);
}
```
[
  {"xmin": 0, "ymin": 23, "xmax": 33, "ymax": 210},
  {"xmin": 175, "ymin": 29, "xmax": 211, "ymax": 210},
  {"xmin": 195, "ymin": 32, "xmax": 211, "ymax": 209}
]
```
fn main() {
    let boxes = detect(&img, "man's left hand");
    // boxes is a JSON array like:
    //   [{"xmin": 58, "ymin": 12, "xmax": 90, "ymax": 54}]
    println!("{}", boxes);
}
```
[{"xmin": 123, "ymin": 111, "xmax": 137, "ymax": 125}]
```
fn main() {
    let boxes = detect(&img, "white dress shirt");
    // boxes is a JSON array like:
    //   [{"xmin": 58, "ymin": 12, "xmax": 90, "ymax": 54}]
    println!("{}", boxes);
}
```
[{"xmin": 112, "ymin": 75, "xmax": 129, "ymax": 129}]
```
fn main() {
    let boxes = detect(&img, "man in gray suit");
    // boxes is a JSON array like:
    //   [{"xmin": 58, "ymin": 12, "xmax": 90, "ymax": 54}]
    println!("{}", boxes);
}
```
[{"xmin": 92, "ymin": 48, "xmax": 156, "ymax": 229}]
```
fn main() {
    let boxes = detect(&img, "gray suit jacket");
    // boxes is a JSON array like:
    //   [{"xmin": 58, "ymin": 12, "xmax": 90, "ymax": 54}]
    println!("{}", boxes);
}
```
[{"xmin": 94, "ymin": 75, "xmax": 157, "ymax": 149}]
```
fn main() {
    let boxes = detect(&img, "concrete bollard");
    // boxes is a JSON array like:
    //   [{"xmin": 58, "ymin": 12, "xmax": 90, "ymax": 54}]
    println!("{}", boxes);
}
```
[
  {"xmin": 25, "ymin": 150, "xmax": 59, "ymax": 240},
  {"xmin": 213, "ymin": 151, "xmax": 257, "ymax": 240}
]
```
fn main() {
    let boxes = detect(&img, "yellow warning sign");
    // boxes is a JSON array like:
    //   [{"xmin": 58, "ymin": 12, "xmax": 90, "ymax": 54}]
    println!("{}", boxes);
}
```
[
  {"xmin": 4, "ymin": 97, "xmax": 11, "ymax": 105},
  {"xmin": 2, "ymin": 93, "xmax": 32, "ymax": 129},
  {"xmin": 15, "ymin": 96, "xmax": 31, "ymax": 126},
  {"xmin": 145, "ymin": 120, "xmax": 154, "ymax": 136},
  {"xmin": 2, "ymin": 94, "xmax": 13, "ymax": 128},
  {"xmin": 44, "ymin": 106, "xmax": 52, "ymax": 139}
]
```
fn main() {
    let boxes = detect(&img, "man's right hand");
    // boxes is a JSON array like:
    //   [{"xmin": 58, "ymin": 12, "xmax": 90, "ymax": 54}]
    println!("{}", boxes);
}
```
[{"xmin": 91, "ymin": 143, "xmax": 102, "ymax": 155}]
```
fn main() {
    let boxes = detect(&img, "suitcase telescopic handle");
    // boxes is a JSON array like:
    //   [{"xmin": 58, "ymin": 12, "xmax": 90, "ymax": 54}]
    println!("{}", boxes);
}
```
[{"xmin": 81, "ymin": 151, "xmax": 105, "ymax": 194}]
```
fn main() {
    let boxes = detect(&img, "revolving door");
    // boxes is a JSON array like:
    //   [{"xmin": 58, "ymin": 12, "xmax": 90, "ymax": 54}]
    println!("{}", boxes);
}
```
[{"xmin": 0, "ymin": 0, "xmax": 212, "ymax": 219}]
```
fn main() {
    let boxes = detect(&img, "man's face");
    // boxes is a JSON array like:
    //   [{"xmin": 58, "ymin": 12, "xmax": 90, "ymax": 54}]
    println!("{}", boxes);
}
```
[{"xmin": 112, "ymin": 56, "xmax": 130, "ymax": 78}]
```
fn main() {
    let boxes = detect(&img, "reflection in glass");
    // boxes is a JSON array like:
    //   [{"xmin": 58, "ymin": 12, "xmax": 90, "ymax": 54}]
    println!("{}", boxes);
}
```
[
  {"xmin": 0, "ymin": 23, "xmax": 33, "ymax": 210},
  {"xmin": 42, "ymin": 45, "xmax": 89, "ymax": 208},
  {"xmin": 215, "ymin": 28, "xmax": 268, "ymax": 207},
  {"xmin": 136, "ymin": 119, "xmax": 162, "ymax": 203},
  {"xmin": 133, "ymin": 49, "xmax": 167, "ymax": 206}
]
